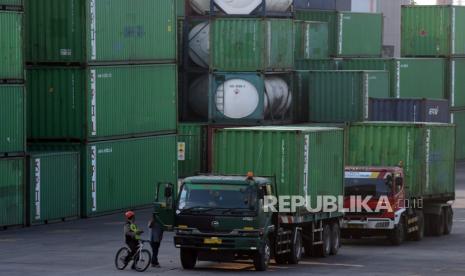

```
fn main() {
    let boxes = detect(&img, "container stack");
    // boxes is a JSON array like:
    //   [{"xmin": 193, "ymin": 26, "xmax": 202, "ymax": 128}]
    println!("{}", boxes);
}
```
[
  {"xmin": 401, "ymin": 5, "xmax": 465, "ymax": 160},
  {"xmin": 25, "ymin": 0, "xmax": 178, "ymax": 217},
  {"xmin": 0, "ymin": 1, "xmax": 25, "ymax": 229}
]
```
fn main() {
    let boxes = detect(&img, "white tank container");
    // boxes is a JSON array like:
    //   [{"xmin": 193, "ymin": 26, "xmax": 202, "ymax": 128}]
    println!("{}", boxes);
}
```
[
  {"xmin": 264, "ymin": 76, "xmax": 292, "ymax": 117},
  {"xmin": 189, "ymin": 0, "xmax": 292, "ymax": 15},
  {"xmin": 188, "ymin": 22, "xmax": 209, "ymax": 68}
]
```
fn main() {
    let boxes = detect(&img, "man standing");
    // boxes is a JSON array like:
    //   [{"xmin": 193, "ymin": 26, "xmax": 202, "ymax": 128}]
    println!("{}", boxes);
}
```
[{"xmin": 148, "ymin": 214, "xmax": 164, "ymax": 267}]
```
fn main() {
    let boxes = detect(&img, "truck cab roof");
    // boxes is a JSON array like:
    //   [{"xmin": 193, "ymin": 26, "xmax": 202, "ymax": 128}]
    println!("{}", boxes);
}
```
[{"xmin": 183, "ymin": 175, "xmax": 271, "ymax": 185}]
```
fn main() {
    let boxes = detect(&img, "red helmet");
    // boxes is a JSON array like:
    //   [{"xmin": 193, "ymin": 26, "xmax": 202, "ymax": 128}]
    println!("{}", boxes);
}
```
[{"xmin": 125, "ymin": 211, "xmax": 135, "ymax": 220}]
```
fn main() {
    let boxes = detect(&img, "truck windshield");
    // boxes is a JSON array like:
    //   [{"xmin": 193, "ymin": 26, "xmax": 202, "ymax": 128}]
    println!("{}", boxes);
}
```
[
  {"xmin": 345, "ymin": 178, "xmax": 393, "ymax": 198},
  {"xmin": 177, "ymin": 183, "xmax": 257, "ymax": 212}
]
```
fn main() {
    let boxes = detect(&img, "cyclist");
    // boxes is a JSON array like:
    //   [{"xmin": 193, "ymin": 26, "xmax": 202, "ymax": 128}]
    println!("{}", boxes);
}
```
[{"xmin": 124, "ymin": 211, "xmax": 143, "ymax": 268}]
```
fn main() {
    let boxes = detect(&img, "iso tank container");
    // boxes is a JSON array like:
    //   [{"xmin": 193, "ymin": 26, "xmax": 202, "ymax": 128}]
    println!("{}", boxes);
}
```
[
  {"xmin": 25, "ymin": 0, "xmax": 176, "ymax": 64},
  {"xmin": 339, "ymin": 58, "xmax": 446, "ymax": 99},
  {"xmin": 27, "ymin": 64, "xmax": 177, "ymax": 141},
  {"xmin": 296, "ymin": 10, "xmax": 383, "ymax": 57},
  {"xmin": 307, "ymin": 70, "xmax": 390, "ymax": 122},
  {"xmin": 401, "ymin": 6, "xmax": 465, "ymax": 57},
  {"xmin": 447, "ymin": 58, "xmax": 465, "ymax": 109},
  {"xmin": 27, "ymin": 152, "xmax": 80, "ymax": 225},
  {"xmin": 213, "ymin": 126, "xmax": 344, "ymax": 210},
  {"xmin": 188, "ymin": 0, "xmax": 293, "ymax": 15},
  {"xmin": 0, "ymin": 157, "xmax": 24, "ymax": 228},
  {"xmin": 369, "ymin": 98, "xmax": 450, "ymax": 123},
  {"xmin": 0, "ymin": 85, "xmax": 25, "ymax": 156},
  {"xmin": 451, "ymin": 110, "xmax": 465, "ymax": 160},
  {"xmin": 188, "ymin": 18, "xmax": 294, "ymax": 71},
  {"xmin": 348, "ymin": 122, "xmax": 455, "ymax": 200},
  {"xmin": 178, "ymin": 123, "xmax": 207, "ymax": 178},
  {"xmin": 185, "ymin": 72, "xmax": 294, "ymax": 124},
  {"xmin": 0, "ymin": 11, "xmax": 23, "ymax": 80},
  {"xmin": 294, "ymin": 20, "xmax": 329, "ymax": 60}
]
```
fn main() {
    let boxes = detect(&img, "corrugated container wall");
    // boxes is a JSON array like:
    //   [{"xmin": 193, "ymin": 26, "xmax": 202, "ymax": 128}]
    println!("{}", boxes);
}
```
[
  {"xmin": 448, "ymin": 58, "xmax": 465, "ymax": 109},
  {"xmin": 294, "ymin": 20, "xmax": 329, "ymax": 60},
  {"xmin": 0, "ymin": 157, "xmax": 24, "ymax": 228},
  {"xmin": 0, "ymin": 0, "xmax": 22, "ymax": 5},
  {"xmin": 401, "ymin": 6, "xmax": 465, "ymax": 57},
  {"xmin": 348, "ymin": 122, "xmax": 455, "ymax": 200},
  {"xmin": 295, "ymin": 10, "xmax": 383, "ymax": 57},
  {"xmin": 177, "ymin": 0, "xmax": 185, "ymax": 17},
  {"xmin": 27, "ymin": 152, "xmax": 80, "ymax": 225},
  {"xmin": 294, "ymin": 0, "xmax": 351, "ymax": 11},
  {"xmin": 451, "ymin": 110, "xmax": 465, "ymax": 160},
  {"xmin": 27, "ymin": 64, "xmax": 177, "ymax": 141},
  {"xmin": 307, "ymin": 70, "xmax": 390, "ymax": 122},
  {"xmin": 213, "ymin": 127, "xmax": 344, "ymax": 211},
  {"xmin": 340, "ymin": 58, "xmax": 446, "ymax": 99},
  {"xmin": 0, "ymin": 11, "xmax": 23, "ymax": 80},
  {"xmin": 295, "ymin": 59, "xmax": 341, "ymax": 70},
  {"xmin": 0, "ymin": 85, "xmax": 25, "ymax": 155},
  {"xmin": 369, "ymin": 98, "xmax": 450, "ymax": 123},
  {"xmin": 25, "ymin": 0, "xmax": 176, "ymax": 63},
  {"xmin": 178, "ymin": 123, "xmax": 207, "ymax": 178}
]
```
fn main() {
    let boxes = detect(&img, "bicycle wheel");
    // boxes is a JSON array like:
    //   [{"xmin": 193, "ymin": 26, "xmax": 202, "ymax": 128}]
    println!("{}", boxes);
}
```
[
  {"xmin": 134, "ymin": 249, "xmax": 152, "ymax": 272},
  {"xmin": 115, "ymin": 247, "xmax": 130, "ymax": 270}
]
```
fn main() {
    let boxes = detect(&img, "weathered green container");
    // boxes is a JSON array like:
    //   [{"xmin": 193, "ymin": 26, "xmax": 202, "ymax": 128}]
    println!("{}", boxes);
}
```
[
  {"xmin": 447, "ymin": 58, "xmax": 465, "ymax": 109},
  {"xmin": 451, "ymin": 110, "xmax": 465, "ymax": 160},
  {"xmin": 348, "ymin": 122, "xmax": 455, "ymax": 200},
  {"xmin": 209, "ymin": 18, "xmax": 294, "ymax": 71},
  {"xmin": 0, "ymin": 0, "xmax": 22, "ymax": 6},
  {"xmin": 0, "ymin": 85, "xmax": 25, "ymax": 155},
  {"xmin": 27, "ymin": 152, "xmax": 80, "ymax": 225},
  {"xmin": 27, "ymin": 64, "xmax": 177, "ymax": 141},
  {"xmin": 213, "ymin": 126, "xmax": 344, "ymax": 209},
  {"xmin": 401, "ymin": 6, "xmax": 465, "ymax": 57},
  {"xmin": 177, "ymin": 0, "xmax": 185, "ymax": 17},
  {"xmin": 294, "ymin": 20, "xmax": 329, "ymax": 60},
  {"xmin": 296, "ymin": 10, "xmax": 383, "ymax": 57},
  {"xmin": 0, "ymin": 11, "xmax": 23, "ymax": 80},
  {"xmin": 307, "ymin": 70, "xmax": 390, "ymax": 122},
  {"xmin": 25, "ymin": 0, "xmax": 176, "ymax": 63},
  {"xmin": 178, "ymin": 123, "xmax": 207, "ymax": 178},
  {"xmin": 0, "ymin": 157, "xmax": 24, "ymax": 228},
  {"xmin": 340, "ymin": 58, "xmax": 446, "ymax": 99},
  {"xmin": 295, "ymin": 59, "xmax": 341, "ymax": 70}
]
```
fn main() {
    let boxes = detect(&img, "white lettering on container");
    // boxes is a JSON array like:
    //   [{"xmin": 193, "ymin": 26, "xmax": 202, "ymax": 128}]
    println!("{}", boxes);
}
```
[
  {"xmin": 90, "ymin": 0, "xmax": 97, "ymax": 60},
  {"xmin": 34, "ymin": 158, "xmax": 41, "ymax": 220},
  {"xmin": 91, "ymin": 146, "xmax": 97, "ymax": 212},
  {"xmin": 91, "ymin": 70, "xmax": 97, "ymax": 136}
]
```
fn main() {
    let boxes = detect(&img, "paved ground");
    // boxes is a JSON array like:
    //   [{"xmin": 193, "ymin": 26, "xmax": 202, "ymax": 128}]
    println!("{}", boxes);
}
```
[{"xmin": 1, "ymin": 162, "xmax": 465, "ymax": 276}]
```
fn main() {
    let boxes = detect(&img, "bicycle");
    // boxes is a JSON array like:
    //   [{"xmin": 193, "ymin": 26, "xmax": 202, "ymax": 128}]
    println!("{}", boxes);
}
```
[{"xmin": 115, "ymin": 240, "xmax": 152, "ymax": 272}]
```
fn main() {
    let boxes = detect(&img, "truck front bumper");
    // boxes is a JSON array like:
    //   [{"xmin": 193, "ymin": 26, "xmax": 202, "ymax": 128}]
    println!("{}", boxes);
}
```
[
  {"xmin": 174, "ymin": 233, "xmax": 263, "ymax": 251},
  {"xmin": 342, "ymin": 218, "xmax": 395, "ymax": 230}
]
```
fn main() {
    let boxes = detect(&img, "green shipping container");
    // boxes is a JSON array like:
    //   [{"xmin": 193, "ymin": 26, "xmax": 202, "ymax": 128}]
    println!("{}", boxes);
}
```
[
  {"xmin": 177, "ymin": 0, "xmax": 185, "ymax": 17},
  {"xmin": 0, "ymin": 11, "xmax": 23, "ymax": 80},
  {"xmin": 296, "ymin": 10, "xmax": 383, "ymax": 57},
  {"xmin": 402, "ymin": 6, "xmax": 465, "ymax": 57},
  {"xmin": 340, "ymin": 58, "xmax": 446, "ymax": 99},
  {"xmin": 294, "ymin": 20, "xmax": 329, "ymax": 60},
  {"xmin": 307, "ymin": 70, "xmax": 390, "ymax": 122},
  {"xmin": 451, "ymin": 110, "xmax": 465, "ymax": 160},
  {"xmin": 0, "ymin": 157, "xmax": 24, "ymax": 228},
  {"xmin": 177, "ymin": 123, "xmax": 207, "ymax": 178},
  {"xmin": 0, "ymin": 0, "xmax": 22, "ymax": 6},
  {"xmin": 0, "ymin": 85, "xmax": 25, "ymax": 155},
  {"xmin": 447, "ymin": 58, "xmax": 465, "ymax": 109},
  {"xmin": 26, "ymin": 0, "xmax": 176, "ymax": 63},
  {"xmin": 27, "ymin": 64, "xmax": 177, "ymax": 141},
  {"xmin": 295, "ymin": 59, "xmax": 341, "ymax": 70},
  {"xmin": 27, "ymin": 152, "xmax": 80, "ymax": 225},
  {"xmin": 208, "ymin": 18, "xmax": 294, "ymax": 71},
  {"xmin": 348, "ymin": 122, "xmax": 455, "ymax": 200},
  {"xmin": 213, "ymin": 126, "xmax": 344, "ymax": 210}
]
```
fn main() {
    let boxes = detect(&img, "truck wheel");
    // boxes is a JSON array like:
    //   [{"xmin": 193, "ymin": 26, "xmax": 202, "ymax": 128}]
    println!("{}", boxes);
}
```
[
  {"xmin": 431, "ymin": 210, "xmax": 445, "ymax": 236},
  {"xmin": 288, "ymin": 230, "xmax": 302, "ymax": 264},
  {"xmin": 390, "ymin": 216, "xmax": 405, "ymax": 246},
  {"xmin": 411, "ymin": 211, "xmax": 424, "ymax": 241},
  {"xmin": 315, "ymin": 224, "xmax": 331, "ymax": 258},
  {"xmin": 443, "ymin": 206, "xmax": 453, "ymax": 235},
  {"xmin": 254, "ymin": 239, "xmax": 271, "ymax": 271},
  {"xmin": 180, "ymin": 248, "xmax": 197, "ymax": 269},
  {"xmin": 330, "ymin": 222, "xmax": 341, "ymax": 255}
]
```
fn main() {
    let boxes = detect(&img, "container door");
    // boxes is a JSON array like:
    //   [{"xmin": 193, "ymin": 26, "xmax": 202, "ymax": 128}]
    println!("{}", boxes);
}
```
[{"xmin": 154, "ymin": 182, "xmax": 175, "ymax": 230}]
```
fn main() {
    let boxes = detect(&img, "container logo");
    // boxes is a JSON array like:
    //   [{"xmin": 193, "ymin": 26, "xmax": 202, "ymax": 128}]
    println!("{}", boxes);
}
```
[
  {"xmin": 60, "ymin": 49, "xmax": 72, "ymax": 56},
  {"xmin": 34, "ymin": 159, "xmax": 41, "ymax": 220},
  {"xmin": 124, "ymin": 26, "xmax": 145, "ymax": 38},
  {"xmin": 178, "ymin": 142, "xmax": 186, "ymax": 161},
  {"xmin": 91, "ymin": 146, "xmax": 97, "ymax": 212},
  {"xmin": 419, "ymin": 29, "xmax": 428, "ymax": 37},
  {"xmin": 428, "ymin": 107, "xmax": 439, "ymax": 116}
]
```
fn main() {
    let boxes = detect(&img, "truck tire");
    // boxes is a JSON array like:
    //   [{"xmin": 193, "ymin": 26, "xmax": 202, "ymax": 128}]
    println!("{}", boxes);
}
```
[
  {"xmin": 315, "ymin": 224, "xmax": 331, "ymax": 258},
  {"xmin": 431, "ymin": 210, "xmax": 445, "ymax": 237},
  {"xmin": 254, "ymin": 238, "xmax": 271, "ymax": 271},
  {"xmin": 443, "ymin": 206, "xmax": 453, "ymax": 235},
  {"xmin": 180, "ymin": 248, "xmax": 197, "ymax": 269},
  {"xmin": 389, "ymin": 216, "xmax": 405, "ymax": 246},
  {"xmin": 288, "ymin": 230, "xmax": 302, "ymax": 264},
  {"xmin": 330, "ymin": 222, "xmax": 341, "ymax": 255},
  {"xmin": 411, "ymin": 211, "xmax": 424, "ymax": 241}
]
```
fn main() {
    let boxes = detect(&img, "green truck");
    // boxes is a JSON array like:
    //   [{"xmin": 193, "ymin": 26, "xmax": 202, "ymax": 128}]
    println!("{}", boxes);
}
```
[{"xmin": 154, "ymin": 126, "xmax": 345, "ymax": 271}]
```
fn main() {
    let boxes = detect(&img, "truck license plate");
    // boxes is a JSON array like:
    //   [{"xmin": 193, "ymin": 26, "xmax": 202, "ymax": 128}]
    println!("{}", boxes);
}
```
[
  {"xmin": 204, "ymin": 237, "xmax": 222, "ymax": 245},
  {"xmin": 347, "ymin": 224, "xmax": 363, "ymax": 229}
]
